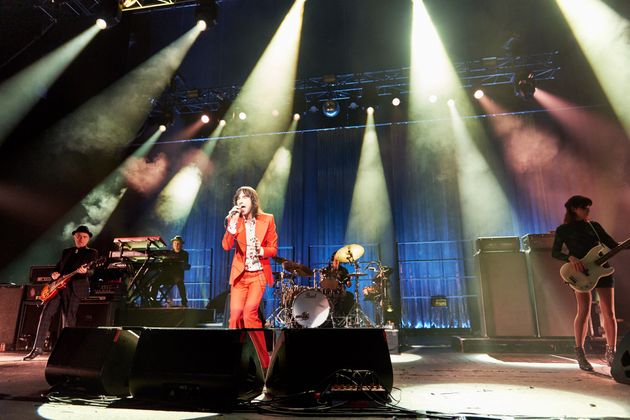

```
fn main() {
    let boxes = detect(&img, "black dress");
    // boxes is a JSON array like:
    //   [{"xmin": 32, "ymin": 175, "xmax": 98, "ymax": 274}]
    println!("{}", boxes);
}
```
[{"xmin": 551, "ymin": 220, "xmax": 618, "ymax": 288}]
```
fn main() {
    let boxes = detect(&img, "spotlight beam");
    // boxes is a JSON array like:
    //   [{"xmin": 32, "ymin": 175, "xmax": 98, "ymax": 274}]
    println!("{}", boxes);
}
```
[
  {"xmin": 0, "ymin": 25, "xmax": 100, "ymax": 143},
  {"xmin": 345, "ymin": 113, "xmax": 394, "ymax": 245},
  {"xmin": 556, "ymin": 0, "xmax": 630, "ymax": 136},
  {"xmin": 0, "ymin": 128, "xmax": 164, "ymax": 283},
  {"xmin": 256, "ymin": 120, "xmax": 298, "ymax": 228},
  {"xmin": 43, "ymin": 25, "xmax": 203, "ymax": 158}
]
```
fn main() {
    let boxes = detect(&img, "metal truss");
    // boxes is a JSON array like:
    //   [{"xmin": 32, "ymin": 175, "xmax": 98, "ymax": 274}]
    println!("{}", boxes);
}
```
[
  {"xmin": 34, "ymin": 0, "xmax": 201, "ymax": 20},
  {"xmin": 162, "ymin": 51, "xmax": 560, "ymax": 115}
]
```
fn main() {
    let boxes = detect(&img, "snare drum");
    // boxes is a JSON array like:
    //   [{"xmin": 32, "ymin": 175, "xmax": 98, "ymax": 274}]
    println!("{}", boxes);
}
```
[{"xmin": 291, "ymin": 288, "xmax": 330, "ymax": 328}]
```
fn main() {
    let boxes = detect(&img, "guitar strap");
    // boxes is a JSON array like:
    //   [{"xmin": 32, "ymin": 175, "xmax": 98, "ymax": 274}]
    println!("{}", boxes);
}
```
[{"xmin": 587, "ymin": 221, "xmax": 603, "ymax": 245}]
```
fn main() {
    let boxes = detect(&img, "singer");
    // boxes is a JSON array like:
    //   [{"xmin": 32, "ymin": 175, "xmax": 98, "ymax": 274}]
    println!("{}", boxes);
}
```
[{"xmin": 222, "ymin": 186, "xmax": 277, "ymax": 365}]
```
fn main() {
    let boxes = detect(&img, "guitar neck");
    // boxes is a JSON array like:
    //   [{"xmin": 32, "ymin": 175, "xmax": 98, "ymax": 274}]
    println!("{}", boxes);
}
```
[{"xmin": 595, "ymin": 238, "xmax": 630, "ymax": 265}]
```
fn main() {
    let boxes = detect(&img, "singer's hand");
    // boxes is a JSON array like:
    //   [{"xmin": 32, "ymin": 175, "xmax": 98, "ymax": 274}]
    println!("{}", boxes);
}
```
[
  {"xmin": 51, "ymin": 271, "xmax": 60, "ymax": 280},
  {"xmin": 227, "ymin": 205, "xmax": 240, "ymax": 221},
  {"xmin": 77, "ymin": 264, "xmax": 88, "ymax": 274},
  {"xmin": 254, "ymin": 238, "xmax": 263, "ymax": 256}
]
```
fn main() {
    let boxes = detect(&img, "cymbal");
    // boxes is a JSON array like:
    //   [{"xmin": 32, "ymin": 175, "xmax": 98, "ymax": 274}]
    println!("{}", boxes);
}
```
[
  {"xmin": 347, "ymin": 272, "xmax": 368, "ymax": 277},
  {"xmin": 272, "ymin": 256, "xmax": 288, "ymax": 264},
  {"xmin": 282, "ymin": 261, "xmax": 313, "ymax": 277},
  {"xmin": 334, "ymin": 244, "xmax": 365, "ymax": 263}
]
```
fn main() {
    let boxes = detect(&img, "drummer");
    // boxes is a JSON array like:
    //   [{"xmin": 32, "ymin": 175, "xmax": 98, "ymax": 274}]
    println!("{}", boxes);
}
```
[
  {"xmin": 321, "ymin": 252, "xmax": 354, "ymax": 317},
  {"xmin": 321, "ymin": 252, "xmax": 350, "ymax": 289}
]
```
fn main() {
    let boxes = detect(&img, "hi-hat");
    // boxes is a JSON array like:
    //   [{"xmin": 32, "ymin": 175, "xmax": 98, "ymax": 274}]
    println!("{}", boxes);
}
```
[
  {"xmin": 282, "ymin": 261, "xmax": 313, "ymax": 277},
  {"xmin": 334, "ymin": 244, "xmax": 365, "ymax": 263}
]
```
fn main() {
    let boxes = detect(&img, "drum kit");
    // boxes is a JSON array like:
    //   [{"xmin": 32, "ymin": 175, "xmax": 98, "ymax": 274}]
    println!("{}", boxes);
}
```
[{"xmin": 266, "ymin": 244, "xmax": 393, "ymax": 329}]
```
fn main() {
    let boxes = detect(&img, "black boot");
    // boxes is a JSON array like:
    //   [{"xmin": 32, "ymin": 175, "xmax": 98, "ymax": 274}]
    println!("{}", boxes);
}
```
[
  {"xmin": 605, "ymin": 345, "xmax": 616, "ymax": 367},
  {"xmin": 23, "ymin": 347, "xmax": 43, "ymax": 361},
  {"xmin": 575, "ymin": 346, "xmax": 593, "ymax": 371}
]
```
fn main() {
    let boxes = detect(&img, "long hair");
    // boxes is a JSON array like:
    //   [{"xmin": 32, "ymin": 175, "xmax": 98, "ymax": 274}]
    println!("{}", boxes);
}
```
[
  {"xmin": 563, "ymin": 195, "xmax": 592, "ymax": 224},
  {"xmin": 233, "ymin": 186, "xmax": 261, "ymax": 219}
]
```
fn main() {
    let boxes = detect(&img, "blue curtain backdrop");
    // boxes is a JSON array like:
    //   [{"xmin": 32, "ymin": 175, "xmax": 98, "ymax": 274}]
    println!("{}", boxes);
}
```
[{"xmin": 122, "ymin": 109, "xmax": 630, "ymax": 330}]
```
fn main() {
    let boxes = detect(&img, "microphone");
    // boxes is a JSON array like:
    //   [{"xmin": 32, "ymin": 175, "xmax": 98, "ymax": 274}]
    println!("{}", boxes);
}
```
[{"xmin": 225, "ymin": 208, "xmax": 239, "ymax": 220}]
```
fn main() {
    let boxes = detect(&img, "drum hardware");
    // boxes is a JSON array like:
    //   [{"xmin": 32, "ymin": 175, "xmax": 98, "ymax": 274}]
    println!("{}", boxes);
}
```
[
  {"xmin": 334, "ymin": 245, "xmax": 372, "ymax": 328},
  {"xmin": 362, "ymin": 260, "xmax": 393, "ymax": 327}
]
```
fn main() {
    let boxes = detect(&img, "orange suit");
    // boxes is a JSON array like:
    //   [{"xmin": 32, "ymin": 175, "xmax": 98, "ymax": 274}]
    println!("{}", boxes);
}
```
[{"xmin": 222, "ymin": 212, "xmax": 278, "ymax": 287}]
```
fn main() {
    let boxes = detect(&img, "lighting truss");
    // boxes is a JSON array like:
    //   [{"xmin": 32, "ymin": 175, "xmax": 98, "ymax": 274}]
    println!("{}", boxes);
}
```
[
  {"xmin": 35, "ymin": 0, "xmax": 204, "ymax": 19},
  {"xmin": 161, "ymin": 51, "xmax": 561, "ymax": 115}
]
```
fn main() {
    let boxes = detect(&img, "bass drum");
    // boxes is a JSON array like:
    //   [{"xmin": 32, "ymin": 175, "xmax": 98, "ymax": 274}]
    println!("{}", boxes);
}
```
[{"xmin": 291, "ymin": 289, "xmax": 330, "ymax": 328}]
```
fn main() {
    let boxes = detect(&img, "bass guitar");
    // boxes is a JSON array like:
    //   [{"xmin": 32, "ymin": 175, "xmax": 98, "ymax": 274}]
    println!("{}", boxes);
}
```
[
  {"xmin": 36, "ymin": 257, "xmax": 105, "ymax": 304},
  {"xmin": 560, "ymin": 238, "xmax": 630, "ymax": 292}
]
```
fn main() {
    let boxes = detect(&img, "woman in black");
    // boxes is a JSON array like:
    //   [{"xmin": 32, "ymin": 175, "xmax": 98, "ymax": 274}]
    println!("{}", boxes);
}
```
[{"xmin": 552, "ymin": 195, "xmax": 618, "ymax": 371}]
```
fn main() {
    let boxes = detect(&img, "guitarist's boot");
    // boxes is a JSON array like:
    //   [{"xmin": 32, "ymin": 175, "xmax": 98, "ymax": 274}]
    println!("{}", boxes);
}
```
[
  {"xmin": 574, "ymin": 346, "xmax": 593, "ymax": 371},
  {"xmin": 605, "ymin": 345, "xmax": 616, "ymax": 367},
  {"xmin": 23, "ymin": 347, "xmax": 43, "ymax": 361}
]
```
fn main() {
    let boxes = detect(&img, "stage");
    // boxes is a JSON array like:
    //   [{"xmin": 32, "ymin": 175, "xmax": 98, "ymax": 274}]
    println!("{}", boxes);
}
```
[{"xmin": 1, "ymin": 340, "xmax": 629, "ymax": 419}]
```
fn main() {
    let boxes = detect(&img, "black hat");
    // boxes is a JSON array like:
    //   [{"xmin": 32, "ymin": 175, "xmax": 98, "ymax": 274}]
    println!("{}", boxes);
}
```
[
  {"xmin": 72, "ymin": 225, "xmax": 93, "ymax": 238},
  {"xmin": 171, "ymin": 235, "xmax": 184, "ymax": 244},
  {"xmin": 564, "ymin": 195, "xmax": 592, "ymax": 210}
]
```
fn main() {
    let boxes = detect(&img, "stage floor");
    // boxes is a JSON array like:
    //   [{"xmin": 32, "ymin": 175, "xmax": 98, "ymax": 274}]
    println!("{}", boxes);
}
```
[{"xmin": 1, "ymin": 346, "xmax": 628, "ymax": 419}]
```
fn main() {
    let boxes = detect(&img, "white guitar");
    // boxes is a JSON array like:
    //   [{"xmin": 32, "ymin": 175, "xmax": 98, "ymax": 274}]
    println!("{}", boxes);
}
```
[{"xmin": 560, "ymin": 238, "xmax": 630, "ymax": 292}]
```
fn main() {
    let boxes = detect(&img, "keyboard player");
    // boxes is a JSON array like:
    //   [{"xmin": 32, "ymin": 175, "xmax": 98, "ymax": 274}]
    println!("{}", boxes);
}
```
[{"xmin": 149, "ymin": 235, "xmax": 190, "ymax": 307}]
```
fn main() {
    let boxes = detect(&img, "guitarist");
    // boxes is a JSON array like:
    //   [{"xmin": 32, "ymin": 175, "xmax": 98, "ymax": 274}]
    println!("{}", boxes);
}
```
[
  {"xmin": 551, "ymin": 195, "xmax": 619, "ymax": 371},
  {"xmin": 23, "ymin": 225, "xmax": 98, "ymax": 361}
]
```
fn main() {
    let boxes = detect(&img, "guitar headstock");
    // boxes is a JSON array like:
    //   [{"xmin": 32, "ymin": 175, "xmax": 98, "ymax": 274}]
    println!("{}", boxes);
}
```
[{"xmin": 89, "ymin": 257, "xmax": 108, "ymax": 269}]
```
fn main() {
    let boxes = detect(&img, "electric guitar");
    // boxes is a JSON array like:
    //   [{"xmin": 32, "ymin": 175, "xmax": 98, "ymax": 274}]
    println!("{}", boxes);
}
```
[
  {"xmin": 560, "ymin": 238, "xmax": 630, "ymax": 292},
  {"xmin": 36, "ymin": 257, "xmax": 105, "ymax": 304}
]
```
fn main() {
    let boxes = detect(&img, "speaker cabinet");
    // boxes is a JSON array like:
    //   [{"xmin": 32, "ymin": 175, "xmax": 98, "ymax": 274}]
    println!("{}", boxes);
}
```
[
  {"xmin": 523, "ymin": 234, "xmax": 575, "ymax": 337},
  {"xmin": 128, "ymin": 328, "xmax": 264, "ymax": 404},
  {"xmin": 265, "ymin": 328, "xmax": 393, "ymax": 398},
  {"xmin": 16, "ymin": 301, "xmax": 62, "ymax": 351},
  {"xmin": 75, "ymin": 301, "xmax": 118, "ymax": 327},
  {"xmin": 46, "ymin": 327, "xmax": 139, "ymax": 396},
  {"xmin": 0, "ymin": 285, "xmax": 24, "ymax": 350},
  {"xmin": 612, "ymin": 332, "xmax": 630, "ymax": 385},
  {"xmin": 475, "ymin": 237, "xmax": 537, "ymax": 337}
]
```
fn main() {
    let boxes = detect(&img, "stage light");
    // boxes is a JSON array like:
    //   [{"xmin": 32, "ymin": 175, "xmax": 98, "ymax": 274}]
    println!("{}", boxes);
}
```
[
  {"xmin": 322, "ymin": 100, "xmax": 340, "ymax": 118},
  {"xmin": 392, "ymin": 97, "xmax": 401, "ymax": 106},
  {"xmin": 195, "ymin": 0, "xmax": 218, "ymax": 28},
  {"xmin": 219, "ymin": 119, "xmax": 226, "ymax": 127},
  {"xmin": 95, "ymin": 0, "xmax": 122, "ymax": 29},
  {"xmin": 515, "ymin": 72, "xmax": 536, "ymax": 99},
  {"xmin": 366, "ymin": 106, "xmax": 375, "ymax": 115},
  {"xmin": 293, "ymin": 113, "xmax": 300, "ymax": 121},
  {"xmin": 447, "ymin": 99, "xmax": 455, "ymax": 107},
  {"xmin": 96, "ymin": 19, "xmax": 107, "ymax": 30},
  {"xmin": 428, "ymin": 94, "xmax": 438, "ymax": 103},
  {"xmin": 238, "ymin": 111, "xmax": 247, "ymax": 120},
  {"xmin": 200, "ymin": 114, "xmax": 210, "ymax": 124},
  {"xmin": 272, "ymin": 109, "xmax": 280, "ymax": 117},
  {"xmin": 474, "ymin": 89, "xmax": 484, "ymax": 99},
  {"xmin": 159, "ymin": 124, "xmax": 167, "ymax": 132}
]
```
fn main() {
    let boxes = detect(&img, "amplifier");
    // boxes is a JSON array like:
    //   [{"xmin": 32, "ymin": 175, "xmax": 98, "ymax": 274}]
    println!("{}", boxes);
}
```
[
  {"xmin": 29, "ymin": 265, "xmax": 56, "ymax": 283},
  {"xmin": 522, "ymin": 233, "xmax": 555, "ymax": 251},
  {"xmin": 90, "ymin": 281, "xmax": 126, "ymax": 300},
  {"xmin": 475, "ymin": 236, "xmax": 520, "ymax": 253}
]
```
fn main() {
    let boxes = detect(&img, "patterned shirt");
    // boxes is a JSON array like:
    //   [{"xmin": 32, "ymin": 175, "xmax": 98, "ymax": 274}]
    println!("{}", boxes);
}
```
[{"xmin": 244, "ymin": 218, "xmax": 263, "ymax": 271}]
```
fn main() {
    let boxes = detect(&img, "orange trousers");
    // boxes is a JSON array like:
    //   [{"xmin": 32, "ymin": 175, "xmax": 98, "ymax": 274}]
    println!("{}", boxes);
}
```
[{"xmin": 229, "ymin": 270, "xmax": 269, "ymax": 368}]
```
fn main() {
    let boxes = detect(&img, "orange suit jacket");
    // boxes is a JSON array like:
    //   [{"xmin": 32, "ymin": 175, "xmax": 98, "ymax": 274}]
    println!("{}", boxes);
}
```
[{"xmin": 222, "ymin": 212, "xmax": 278, "ymax": 286}]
